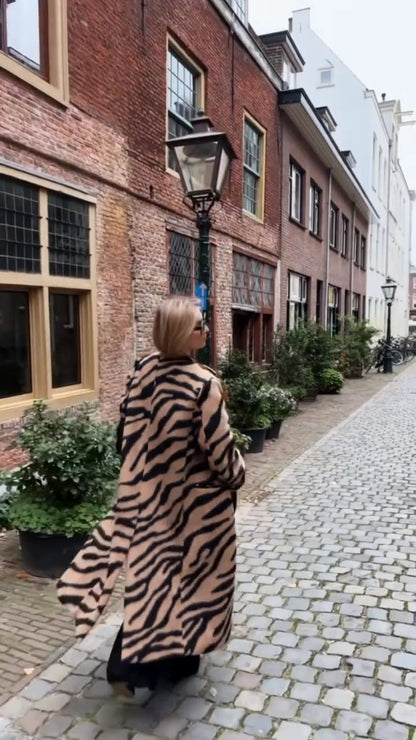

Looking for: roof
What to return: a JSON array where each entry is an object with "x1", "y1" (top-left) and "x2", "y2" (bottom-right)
[
  {"x1": 279, "y1": 88, "x2": 379, "y2": 220},
  {"x1": 260, "y1": 31, "x2": 305, "y2": 72}
]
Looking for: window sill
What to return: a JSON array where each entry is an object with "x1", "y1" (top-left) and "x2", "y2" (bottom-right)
[
  {"x1": 0, "y1": 51, "x2": 69, "y2": 106},
  {"x1": 309, "y1": 230, "x2": 322, "y2": 242},
  {"x1": 340, "y1": 252, "x2": 348, "y2": 259},
  {"x1": 0, "y1": 389, "x2": 97, "y2": 422},
  {"x1": 329, "y1": 245, "x2": 339, "y2": 252},
  {"x1": 243, "y1": 209, "x2": 264, "y2": 224},
  {"x1": 289, "y1": 216, "x2": 306, "y2": 230},
  {"x1": 166, "y1": 166, "x2": 181, "y2": 179}
]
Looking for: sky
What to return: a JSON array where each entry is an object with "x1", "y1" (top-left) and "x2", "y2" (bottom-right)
[{"x1": 249, "y1": 0, "x2": 416, "y2": 246}]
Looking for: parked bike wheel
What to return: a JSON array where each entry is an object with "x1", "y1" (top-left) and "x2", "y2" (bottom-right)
[{"x1": 391, "y1": 350, "x2": 403, "y2": 365}]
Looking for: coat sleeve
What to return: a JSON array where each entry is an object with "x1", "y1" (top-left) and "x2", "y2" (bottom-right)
[{"x1": 197, "y1": 377, "x2": 245, "y2": 490}]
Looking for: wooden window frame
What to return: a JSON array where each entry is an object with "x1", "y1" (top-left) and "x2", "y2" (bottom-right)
[
  {"x1": 0, "y1": 164, "x2": 98, "y2": 420},
  {"x1": 166, "y1": 36, "x2": 205, "y2": 176},
  {"x1": 287, "y1": 271, "x2": 308, "y2": 330},
  {"x1": 0, "y1": 0, "x2": 68, "y2": 104},
  {"x1": 242, "y1": 112, "x2": 266, "y2": 222}
]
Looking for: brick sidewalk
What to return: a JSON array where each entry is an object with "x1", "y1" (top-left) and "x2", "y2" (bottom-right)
[{"x1": 0, "y1": 368, "x2": 404, "y2": 707}]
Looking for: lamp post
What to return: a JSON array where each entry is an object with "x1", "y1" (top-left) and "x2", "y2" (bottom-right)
[
  {"x1": 381, "y1": 276, "x2": 397, "y2": 374},
  {"x1": 166, "y1": 112, "x2": 237, "y2": 365}
]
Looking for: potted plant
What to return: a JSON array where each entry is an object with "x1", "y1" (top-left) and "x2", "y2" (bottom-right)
[
  {"x1": 226, "y1": 374, "x2": 271, "y2": 454},
  {"x1": 300, "y1": 367, "x2": 318, "y2": 401},
  {"x1": 0, "y1": 400, "x2": 120, "y2": 578},
  {"x1": 317, "y1": 368, "x2": 345, "y2": 394},
  {"x1": 262, "y1": 385, "x2": 297, "y2": 439},
  {"x1": 231, "y1": 427, "x2": 251, "y2": 456},
  {"x1": 285, "y1": 385, "x2": 306, "y2": 411}
]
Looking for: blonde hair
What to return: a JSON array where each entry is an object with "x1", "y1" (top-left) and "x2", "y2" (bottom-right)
[{"x1": 153, "y1": 296, "x2": 200, "y2": 358}]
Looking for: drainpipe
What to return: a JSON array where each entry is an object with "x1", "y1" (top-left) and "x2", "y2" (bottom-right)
[
  {"x1": 350, "y1": 203, "x2": 356, "y2": 316},
  {"x1": 385, "y1": 137, "x2": 392, "y2": 331},
  {"x1": 324, "y1": 168, "x2": 332, "y2": 328}
]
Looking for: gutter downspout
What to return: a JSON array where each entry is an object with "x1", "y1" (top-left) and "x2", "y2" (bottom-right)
[
  {"x1": 324, "y1": 168, "x2": 332, "y2": 328},
  {"x1": 350, "y1": 203, "x2": 356, "y2": 316},
  {"x1": 385, "y1": 137, "x2": 392, "y2": 332}
]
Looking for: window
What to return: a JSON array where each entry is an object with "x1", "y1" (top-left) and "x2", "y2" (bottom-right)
[
  {"x1": 329, "y1": 203, "x2": 339, "y2": 249},
  {"x1": 413, "y1": 278, "x2": 416, "y2": 290},
  {"x1": 316, "y1": 280, "x2": 323, "y2": 322},
  {"x1": 413, "y1": 294, "x2": 416, "y2": 310},
  {"x1": 232, "y1": 252, "x2": 275, "y2": 363},
  {"x1": 167, "y1": 44, "x2": 202, "y2": 172},
  {"x1": 0, "y1": 0, "x2": 68, "y2": 102},
  {"x1": 352, "y1": 293, "x2": 360, "y2": 322},
  {"x1": 226, "y1": 0, "x2": 247, "y2": 21},
  {"x1": 341, "y1": 215, "x2": 349, "y2": 257},
  {"x1": 378, "y1": 146, "x2": 383, "y2": 196},
  {"x1": 353, "y1": 228, "x2": 360, "y2": 265},
  {"x1": 309, "y1": 183, "x2": 321, "y2": 236},
  {"x1": 289, "y1": 161, "x2": 303, "y2": 223},
  {"x1": 287, "y1": 272, "x2": 308, "y2": 330},
  {"x1": 169, "y1": 231, "x2": 200, "y2": 295},
  {"x1": 327, "y1": 285, "x2": 339, "y2": 336},
  {"x1": 243, "y1": 117, "x2": 265, "y2": 220},
  {"x1": 360, "y1": 236, "x2": 366, "y2": 270},
  {"x1": 319, "y1": 67, "x2": 333, "y2": 86},
  {"x1": 0, "y1": 169, "x2": 96, "y2": 415}
]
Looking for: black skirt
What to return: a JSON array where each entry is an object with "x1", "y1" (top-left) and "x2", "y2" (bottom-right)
[{"x1": 107, "y1": 626, "x2": 200, "y2": 692}]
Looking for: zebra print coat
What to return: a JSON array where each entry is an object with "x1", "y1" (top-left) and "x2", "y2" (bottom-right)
[{"x1": 57, "y1": 353, "x2": 245, "y2": 665}]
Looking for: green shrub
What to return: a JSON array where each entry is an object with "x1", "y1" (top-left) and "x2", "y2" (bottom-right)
[
  {"x1": 0, "y1": 400, "x2": 120, "y2": 536},
  {"x1": 231, "y1": 428, "x2": 251, "y2": 455},
  {"x1": 260, "y1": 385, "x2": 297, "y2": 421},
  {"x1": 317, "y1": 368, "x2": 345, "y2": 394},
  {"x1": 226, "y1": 374, "x2": 271, "y2": 430},
  {"x1": 333, "y1": 319, "x2": 379, "y2": 378}
]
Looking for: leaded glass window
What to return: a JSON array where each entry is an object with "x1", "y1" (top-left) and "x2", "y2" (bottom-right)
[
  {"x1": 48, "y1": 193, "x2": 90, "y2": 278},
  {"x1": 243, "y1": 120, "x2": 263, "y2": 217},
  {"x1": 0, "y1": 176, "x2": 40, "y2": 273}
]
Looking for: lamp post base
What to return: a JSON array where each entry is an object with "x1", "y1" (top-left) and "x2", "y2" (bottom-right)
[{"x1": 383, "y1": 352, "x2": 393, "y2": 374}]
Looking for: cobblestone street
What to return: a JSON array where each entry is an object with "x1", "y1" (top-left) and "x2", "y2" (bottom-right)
[{"x1": 2, "y1": 364, "x2": 416, "y2": 739}]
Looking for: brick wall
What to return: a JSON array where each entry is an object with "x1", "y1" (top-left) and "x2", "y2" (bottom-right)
[{"x1": 0, "y1": 0, "x2": 280, "y2": 466}]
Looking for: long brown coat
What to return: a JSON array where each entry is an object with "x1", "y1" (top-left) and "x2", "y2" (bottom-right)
[{"x1": 57, "y1": 353, "x2": 245, "y2": 664}]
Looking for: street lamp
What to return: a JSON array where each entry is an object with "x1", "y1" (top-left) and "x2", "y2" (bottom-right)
[
  {"x1": 381, "y1": 276, "x2": 398, "y2": 374},
  {"x1": 167, "y1": 112, "x2": 237, "y2": 365}
]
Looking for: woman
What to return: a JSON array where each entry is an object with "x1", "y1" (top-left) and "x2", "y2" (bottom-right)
[{"x1": 57, "y1": 297, "x2": 245, "y2": 695}]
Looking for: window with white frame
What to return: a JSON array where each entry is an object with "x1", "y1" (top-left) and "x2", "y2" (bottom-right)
[
  {"x1": 243, "y1": 117, "x2": 264, "y2": 219},
  {"x1": 167, "y1": 44, "x2": 202, "y2": 172},
  {"x1": 319, "y1": 67, "x2": 333, "y2": 86},
  {"x1": 329, "y1": 202, "x2": 339, "y2": 249},
  {"x1": 413, "y1": 294, "x2": 416, "y2": 309},
  {"x1": 287, "y1": 272, "x2": 308, "y2": 329},
  {"x1": 309, "y1": 183, "x2": 321, "y2": 236},
  {"x1": 352, "y1": 292, "x2": 360, "y2": 322},
  {"x1": 377, "y1": 146, "x2": 382, "y2": 196},
  {"x1": 341, "y1": 215, "x2": 349, "y2": 257},
  {"x1": 0, "y1": 170, "x2": 97, "y2": 411},
  {"x1": 289, "y1": 161, "x2": 303, "y2": 223},
  {"x1": 327, "y1": 285, "x2": 339, "y2": 336},
  {"x1": 225, "y1": 0, "x2": 247, "y2": 22},
  {"x1": 413, "y1": 278, "x2": 416, "y2": 290}
]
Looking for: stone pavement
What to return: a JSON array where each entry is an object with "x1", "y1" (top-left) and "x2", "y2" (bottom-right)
[
  {"x1": 2, "y1": 364, "x2": 416, "y2": 738},
  {"x1": 0, "y1": 370, "x2": 394, "y2": 705}
]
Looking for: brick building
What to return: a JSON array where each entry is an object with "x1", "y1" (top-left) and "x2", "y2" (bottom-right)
[
  {"x1": 409, "y1": 267, "x2": 416, "y2": 326},
  {"x1": 0, "y1": 0, "x2": 282, "y2": 465},
  {"x1": 260, "y1": 36, "x2": 376, "y2": 333}
]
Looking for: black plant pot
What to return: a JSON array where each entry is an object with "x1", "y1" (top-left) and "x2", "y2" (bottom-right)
[
  {"x1": 304, "y1": 386, "x2": 318, "y2": 402},
  {"x1": 241, "y1": 427, "x2": 267, "y2": 454},
  {"x1": 265, "y1": 420, "x2": 283, "y2": 440},
  {"x1": 19, "y1": 530, "x2": 89, "y2": 578}
]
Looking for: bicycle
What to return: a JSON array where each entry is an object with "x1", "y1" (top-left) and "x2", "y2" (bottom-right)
[{"x1": 366, "y1": 339, "x2": 403, "y2": 373}]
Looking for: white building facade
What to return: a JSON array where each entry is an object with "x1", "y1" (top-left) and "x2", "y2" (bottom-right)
[{"x1": 288, "y1": 8, "x2": 412, "y2": 337}]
